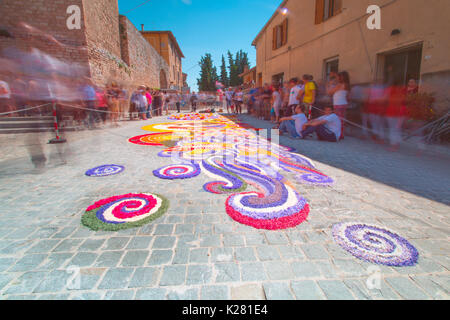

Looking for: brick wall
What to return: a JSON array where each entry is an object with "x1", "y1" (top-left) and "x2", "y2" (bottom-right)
[
  {"x1": 119, "y1": 16, "x2": 169, "y2": 89},
  {"x1": 0, "y1": 0, "x2": 89, "y2": 67}
]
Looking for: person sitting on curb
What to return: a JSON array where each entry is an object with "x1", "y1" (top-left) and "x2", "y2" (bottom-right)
[
  {"x1": 300, "y1": 106, "x2": 342, "y2": 142},
  {"x1": 277, "y1": 104, "x2": 308, "y2": 139}
]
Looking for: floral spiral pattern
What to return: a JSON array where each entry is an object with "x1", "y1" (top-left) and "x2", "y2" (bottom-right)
[
  {"x1": 82, "y1": 193, "x2": 168, "y2": 231},
  {"x1": 332, "y1": 222, "x2": 419, "y2": 267},
  {"x1": 153, "y1": 163, "x2": 201, "y2": 180},
  {"x1": 85, "y1": 165, "x2": 124, "y2": 177}
]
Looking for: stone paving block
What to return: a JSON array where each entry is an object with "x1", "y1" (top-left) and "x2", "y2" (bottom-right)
[
  {"x1": 79, "y1": 239, "x2": 106, "y2": 252},
  {"x1": 203, "y1": 214, "x2": 222, "y2": 224},
  {"x1": 223, "y1": 234, "x2": 245, "y2": 247},
  {"x1": 36, "y1": 293, "x2": 71, "y2": 300},
  {"x1": 186, "y1": 264, "x2": 213, "y2": 285},
  {"x1": 200, "y1": 235, "x2": 221, "y2": 247},
  {"x1": 189, "y1": 248, "x2": 210, "y2": 263},
  {"x1": 166, "y1": 215, "x2": 184, "y2": 224},
  {"x1": 264, "y1": 261, "x2": 294, "y2": 281},
  {"x1": 98, "y1": 268, "x2": 134, "y2": 290},
  {"x1": 265, "y1": 232, "x2": 289, "y2": 245},
  {"x1": 0, "y1": 240, "x2": 35, "y2": 255},
  {"x1": 4, "y1": 271, "x2": 47, "y2": 295},
  {"x1": 52, "y1": 227, "x2": 77, "y2": 239},
  {"x1": 152, "y1": 236, "x2": 176, "y2": 249},
  {"x1": 201, "y1": 285, "x2": 229, "y2": 300},
  {"x1": 153, "y1": 224, "x2": 174, "y2": 235},
  {"x1": 173, "y1": 248, "x2": 190, "y2": 265},
  {"x1": 77, "y1": 268, "x2": 105, "y2": 290},
  {"x1": 410, "y1": 276, "x2": 448, "y2": 299},
  {"x1": 0, "y1": 257, "x2": 16, "y2": 272},
  {"x1": 159, "y1": 265, "x2": 186, "y2": 286},
  {"x1": 71, "y1": 292, "x2": 103, "y2": 300},
  {"x1": 103, "y1": 237, "x2": 130, "y2": 251},
  {"x1": 129, "y1": 267, "x2": 159, "y2": 288},
  {"x1": 214, "y1": 223, "x2": 233, "y2": 234},
  {"x1": 300, "y1": 244, "x2": 330, "y2": 260},
  {"x1": 121, "y1": 251, "x2": 149, "y2": 267},
  {"x1": 175, "y1": 224, "x2": 194, "y2": 235},
  {"x1": 214, "y1": 263, "x2": 240, "y2": 283},
  {"x1": 5, "y1": 227, "x2": 36, "y2": 239},
  {"x1": 104, "y1": 290, "x2": 135, "y2": 300},
  {"x1": 291, "y1": 280, "x2": 325, "y2": 300},
  {"x1": 245, "y1": 233, "x2": 267, "y2": 246},
  {"x1": 69, "y1": 252, "x2": 98, "y2": 268},
  {"x1": 278, "y1": 245, "x2": 305, "y2": 260},
  {"x1": 263, "y1": 282, "x2": 295, "y2": 300},
  {"x1": 212, "y1": 248, "x2": 234, "y2": 262},
  {"x1": 256, "y1": 246, "x2": 281, "y2": 261},
  {"x1": 9, "y1": 254, "x2": 47, "y2": 272},
  {"x1": 177, "y1": 235, "x2": 200, "y2": 248},
  {"x1": 195, "y1": 224, "x2": 214, "y2": 234},
  {"x1": 52, "y1": 239, "x2": 83, "y2": 253},
  {"x1": 94, "y1": 251, "x2": 124, "y2": 268},
  {"x1": 26, "y1": 239, "x2": 61, "y2": 254},
  {"x1": 70, "y1": 228, "x2": 96, "y2": 239},
  {"x1": 136, "y1": 288, "x2": 167, "y2": 300},
  {"x1": 33, "y1": 270, "x2": 72, "y2": 293},
  {"x1": 240, "y1": 262, "x2": 267, "y2": 282},
  {"x1": 137, "y1": 224, "x2": 154, "y2": 235},
  {"x1": 231, "y1": 284, "x2": 265, "y2": 300},
  {"x1": 385, "y1": 277, "x2": 429, "y2": 300},
  {"x1": 343, "y1": 279, "x2": 373, "y2": 300},
  {"x1": 317, "y1": 280, "x2": 355, "y2": 300},
  {"x1": 168, "y1": 288, "x2": 199, "y2": 300},
  {"x1": 126, "y1": 236, "x2": 152, "y2": 250},
  {"x1": 234, "y1": 247, "x2": 257, "y2": 262},
  {"x1": 334, "y1": 259, "x2": 368, "y2": 277},
  {"x1": 148, "y1": 250, "x2": 173, "y2": 265},
  {"x1": 5, "y1": 294, "x2": 37, "y2": 300},
  {"x1": 39, "y1": 253, "x2": 73, "y2": 271},
  {"x1": 184, "y1": 214, "x2": 203, "y2": 223}
]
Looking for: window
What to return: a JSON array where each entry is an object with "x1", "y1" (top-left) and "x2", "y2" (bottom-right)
[
  {"x1": 272, "y1": 73, "x2": 284, "y2": 87},
  {"x1": 324, "y1": 57, "x2": 339, "y2": 81},
  {"x1": 315, "y1": 0, "x2": 342, "y2": 24},
  {"x1": 272, "y1": 19, "x2": 288, "y2": 50},
  {"x1": 382, "y1": 45, "x2": 422, "y2": 86}
]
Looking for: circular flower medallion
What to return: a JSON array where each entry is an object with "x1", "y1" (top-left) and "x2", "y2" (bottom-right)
[
  {"x1": 85, "y1": 165, "x2": 124, "y2": 177},
  {"x1": 153, "y1": 163, "x2": 201, "y2": 180},
  {"x1": 82, "y1": 193, "x2": 169, "y2": 231},
  {"x1": 332, "y1": 222, "x2": 419, "y2": 267}
]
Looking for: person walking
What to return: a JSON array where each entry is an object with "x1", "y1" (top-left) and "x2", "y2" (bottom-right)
[
  {"x1": 287, "y1": 78, "x2": 302, "y2": 117},
  {"x1": 145, "y1": 87, "x2": 153, "y2": 119},
  {"x1": 327, "y1": 71, "x2": 350, "y2": 140},
  {"x1": 385, "y1": 84, "x2": 407, "y2": 151},
  {"x1": 107, "y1": 82, "x2": 121, "y2": 126},
  {"x1": 82, "y1": 78, "x2": 99, "y2": 129},
  {"x1": 234, "y1": 87, "x2": 244, "y2": 114},
  {"x1": 271, "y1": 83, "x2": 283, "y2": 123}
]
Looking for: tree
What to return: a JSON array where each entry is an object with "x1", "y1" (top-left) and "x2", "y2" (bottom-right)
[
  {"x1": 228, "y1": 50, "x2": 240, "y2": 87},
  {"x1": 197, "y1": 53, "x2": 218, "y2": 92},
  {"x1": 219, "y1": 55, "x2": 229, "y2": 87}
]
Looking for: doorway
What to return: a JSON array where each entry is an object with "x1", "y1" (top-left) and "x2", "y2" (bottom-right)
[{"x1": 382, "y1": 44, "x2": 422, "y2": 86}]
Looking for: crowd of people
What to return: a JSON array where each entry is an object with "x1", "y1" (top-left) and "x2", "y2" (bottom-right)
[{"x1": 223, "y1": 71, "x2": 431, "y2": 150}]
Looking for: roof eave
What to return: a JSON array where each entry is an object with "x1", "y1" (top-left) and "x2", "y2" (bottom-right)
[{"x1": 251, "y1": 0, "x2": 289, "y2": 46}]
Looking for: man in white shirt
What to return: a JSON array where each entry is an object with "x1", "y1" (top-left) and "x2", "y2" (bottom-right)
[
  {"x1": 278, "y1": 105, "x2": 308, "y2": 139},
  {"x1": 301, "y1": 106, "x2": 341, "y2": 142},
  {"x1": 287, "y1": 78, "x2": 302, "y2": 116}
]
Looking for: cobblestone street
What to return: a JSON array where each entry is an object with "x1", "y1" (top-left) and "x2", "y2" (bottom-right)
[{"x1": 0, "y1": 113, "x2": 448, "y2": 300}]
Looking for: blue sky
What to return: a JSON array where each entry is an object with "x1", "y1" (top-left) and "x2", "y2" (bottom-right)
[{"x1": 118, "y1": 0, "x2": 279, "y2": 91}]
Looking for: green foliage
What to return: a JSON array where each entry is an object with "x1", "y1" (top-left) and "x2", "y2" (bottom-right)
[
  {"x1": 220, "y1": 55, "x2": 229, "y2": 87},
  {"x1": 197, "y1": 53, "x2": 218, "y2": 92}
]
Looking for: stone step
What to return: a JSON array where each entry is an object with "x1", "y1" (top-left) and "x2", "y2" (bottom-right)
[{"x1": 0, "y1": 127, "x2": 77, "y2": 134}]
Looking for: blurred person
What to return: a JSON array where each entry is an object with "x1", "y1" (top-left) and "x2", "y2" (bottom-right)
[
  {"x1": 234, "y1": 87, "x2": 244, "y2": 114},
  {"x1": 107, "y1": 82, "x2": 121, "y2": 126},
  {"x1": 176, "y1": 92, "x2": 181, "y2": 113},
  {"x1": 261, "y1": 83, "x2": 272, "y2": 120},
  {"x1": 152, "y1": 90, "x2": 162, "y2": 117},
  {"x1": 82, "y1": 78, "x2": 99, "y2": 130},
  {"x1": 0, "y1": 77, "x2": 14, "y2": 117},
  {"x1": 407, "y1": 79, "x2": 419, "y2": 95},
  {"x1": 298, "y1": 74, "x2": 316, "y2": 120},
  {"x1": 190, "y1": 92, "x2": 198, "y2": 112},
  {"x1": 271, "y1": 83, "x2": 282, "y2": 123},
  {"x1": 281, "y1": 82, "x2": 290, "y2": 117},
  {"x1": 11, "y1": 75, "x2": 28, "y2": 117},
  {"x1": 278, "y1": 104, "x2": 308, "y2": 139},
  {"x1": 301, "y1": 105, "x2": 341, "y2": 142},
  {"x1": 145, "y1": 87, "x2": 153, "y2": 119},
  {"x1": 119, "y1": 86, "x2": 129, "y2": 121},
  {"x1": 385, "y1": 84, "x2": 408, "y2": 151},
  {"x1": 130, "y1": 86, "x2": 147, "y2": 120},
  {"x1": 95, "y1": 86, "x2": 108, "y2": 124},
  {"x1": 225, "y1": 88, "x2": 233, "y2": 113},
  {"x1": 366, "y1": 80, "x2": 388, "y2": 142},
  {"x1": 327, "y1": 71, "x2": 350, "y2": 140}
]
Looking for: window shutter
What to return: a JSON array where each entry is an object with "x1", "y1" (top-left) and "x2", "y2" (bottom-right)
[
  {"x1": 282, "y1": 19, "x2": 288, "y2": 46},
  {"x1": 315, "y1": 0, "x2": 325, "y2": 24},
  {"x1": 272, "y1": 27, "x2": 277, "y2": 50}
]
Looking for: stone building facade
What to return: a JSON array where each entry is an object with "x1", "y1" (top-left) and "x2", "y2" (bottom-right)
[
  {"x1": 252, "y1": 0, "x2": 450, "y2": 114},
  {"x1": 0, "y1": 0, "x2": 170, "y2": 90},
  {"x1": 140, "y1": 31, "x2": 185, "y2": 90}
]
